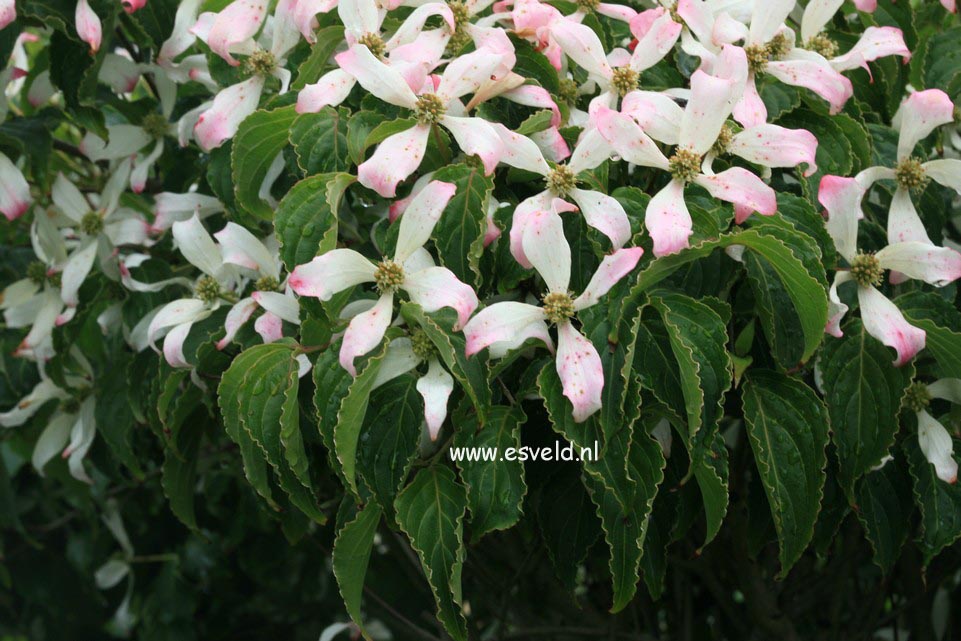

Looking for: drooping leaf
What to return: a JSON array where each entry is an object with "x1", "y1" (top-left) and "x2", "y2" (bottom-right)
[
  {"x1": 741, "y1": 370, "x2": 829, "y2": 575},
  {"x1": 394, "y1": 466, "x2": 469, "y2": 641},
  {"x1": 905, "y1": 438, "x2": 961, "y2": 566},
  {"x1": 820, "y1": 323, "x2": 914, "y2": 498},
  {"x1": 453, "y1": 405, "x2": 527, "y2": 540},
  {"x1": 332, "y1": 501, "x2": 383, "y2": 639},
  {"x1": 855, "y1": 456, "x2": 914, "y2": 573}
]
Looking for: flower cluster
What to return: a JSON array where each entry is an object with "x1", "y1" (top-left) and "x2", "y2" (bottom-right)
[{"x1": 1, "y1": 0, "x2": 960, "y2": 574}]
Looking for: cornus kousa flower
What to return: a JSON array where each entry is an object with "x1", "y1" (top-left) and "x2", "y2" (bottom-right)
[
  {"x1": 856, "y1": 90, "x2": 961, "y2": 247},
  {"x1": 1, "y1": 212, "x2": 69, "y2": 360},
  {"x1": 494, "y1": 124, "x2": 629, "y2": 266},
  {"x1": 288, "y1": 180, "x2": 479, "y2": 375},
  {"x1": 341, "y1": 45, "x2": 511, "y2": 197},
  {"x1": 371, "y1": 333, "x2": 456, "y2": 440},
  {"x1": 819, "y1": 175, "x2": 961, "y2": 366},
  {"x1": 464, "y1": 208, "x2": 642, "y2": 421},
  {"x1": 903, "y1": 379, "x2": 961, "y2": 484},
  {"x1": 594, "y1": 68, "x2": 777, "y2": 256},
  {"x1": 51, "y1": 160, "x2": 152, "y2": 325},
  {"x1": 607, "y1": 50, "x2": 818, "y2": 180},
  {"x1": 146, "y1": 215, "x2": 282, "y2": 368},
  {"x1": 80, "y1": 73, "x2": 181, "y2": 193},
  {"x1": 705, "y1": 0, "x2": 854, "y2": 126},
  {"x1": 549, "y1": 10, "x2": 681, "y2": 110},
  {"x1": 796, "y1": 0, "x2": 909, "y2": 75},
  {"x1": 296, "y1": 0, "x2": 455, "y2": 113},
  {"x1": 191, "y1": 0, "x2": 304, "y2": 150},
  {"x1": 0, "y1": 359, "x2": 98, "y2": 484}
]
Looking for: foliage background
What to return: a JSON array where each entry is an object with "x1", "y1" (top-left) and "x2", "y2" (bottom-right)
[{"x1": 2, "y1": 0, "x2": 961, "y2": 639}]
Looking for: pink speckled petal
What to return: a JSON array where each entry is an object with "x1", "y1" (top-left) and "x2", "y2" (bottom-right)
[
  {"x1": 818, "y1": 175, "x2": 863, "y2": 263},
  {"x1": 357, "y1": 123, "x2": 430, "y2": 197},
  {"x1": 887, "y1": 187, "x2": 930, "y2": 245},
  {"x1": 440, "y1": 115, "x2": 504, "y2": 175},
  {"x1": 254, "y1": 311, "x2": 284, "y2": 343},
  {"x1": 826, "y1": 271, "x2": 854, "y2": 338},
  {"x1": 403, "y1": 266, "x2": 478, "y2": 329},
  {"x1": 569, "y1": 188, "x2": 632, "y2": 250},
  {"x1": 646, "y1": 179, "x2": 692, "y2": 257},
  {"x1": 593, "y1": 104, "x2": 669, "y2": 169},
  {"x1": 0, "y1": 152, "x2": 31, "y2": 220},
  {"x1": 194, "y1": 77, "x2": 264, "y2": 151},
  {"x1": 729, "y1": 124, "x2": 818, "y2": 176},
  {"x1": 555, "y1": 321, "x2": 604, "y2": 423},
  {"x1": 463, "y1": 302, "x2": 546, "y2": 356},
  {"x1": 206, "y1": 0, "x2": 267, "y2": 65},
  {"x1": 830, "y1": 27, "x2": 910, "y2": 73},
  {"x1": 766, "y1": 56, "x2": 853, "y2": 114},
  {"x1": 289, "y1": 249, "x2": 375, "y2": 301},
  {"x1": 296, "y1": 69, "x2": 356, "y2": 113},
  {"x1": 521, "y1": 207, "x2": 571, "y2": 293},
  {"x1": 394, "y1": 180, "x2": 457, "y2": 262},
  {"x1": 679, "y1": 70, "x2": 737, "y2": 156},
  {"x1": 858, "y1": 284, "x2": 925, "y2": 366},
  {"x1": 75, "y1": 0, "x2": 102, "y2": 53},
  {"x1": 897, "y1": 89, "x2": 956, "y2": 159},
  {"x1": 574, "y1": 247, "x2": 644, "y2": 311},
  {"x1": 550, "y1": 18, "x2": 613, "y2": 80},
  {"x1": 694, "y1": 167, "x2": 777, "y2": 222},
  {"x1": 217, "y1": 297, "x2": 258, "y2": 349},
  {"x1": 417, "y1": 357, "x2": 454, "y2": 440},
  {"x1": 876, "y1": 241, "x2": 961, "y2": 287},
  {"x1": 340, "y1": 293, "x2": 393, "y2": 375}
]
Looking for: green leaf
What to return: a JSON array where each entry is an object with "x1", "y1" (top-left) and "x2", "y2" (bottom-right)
[
  {"x1": 430, "y1": 163, "x2": 493, "y2": 288},
  {"x1": 335, "y1": 340, "x2": 390, "y2": 498},
  {"x1": 647, "y1": 292, "x2": 731, "y2": 446},
  {"x1": 453, "y1": 405, "x2": 527, "y2": 540},
  {"x1": 313, "y1": 346, "x2": 355, "y2": 491},
  {"x1": 906, "y1": 438, "x2": 961, "y2": 566},
  {"x1": 741, "y1": 370, "x2": 829, "y2": 575},
  {"x1": 626, "y1": 228, "x2": 828, "y2": 365},
  {"x1": 357, "y1": 374, "x2": 422, "y2": 517},
  {"x1": 633, "y1": 295, "x2": 731, "y2": 545},
  {"x1": 820, "y1": 323, "x2": 914, "y2": 498},
  {"x1": 292, "y1": 25, "x2": 346, "y2": 90},
  {"x1": 226, "y1": 341, "x2": 325, "y2": 522},
  {"x1": 855, "y1": 457, "x2": 913, "y2": 573},
  {"x1": 898, "y1": 299, "x2": 961, "y2": 379},
  {"x1": 274, "y1": 172, "x2": 352, "y2": 272},
  {"x1": 232, "y1": 105, "x2": 298, "y2": 221},
  {"x1": 911, "y1": 27, "x2": 961, "y2": 100},
  {"x1": 537, "y1": 353, "x2": 635, "y2": 514},
  {"x1": 94, "y1": 360, "x2": 142, "y2": 478},
  {"x1": 515, "y1": 109, "x2": 555, "y2": 136},
  {"x1": 586, "y1": 433, "x2": 665, "y2": 613},
  {"x1": 347, "y1": 110, "x2": 387, "y2": 165},
  {"x1": 218, "y1": 344, "x2": 278, "y2": 510},
  {"x1": 394, "y1": 466, "x2": 469, "y2": 641},
  {"x1": 161, "y1": 424, "x2": 202, "y2": 530},
  {"x1": 400, "y1": 304, "x2": 491, "y2": 423},
  {"x1": 333, "y1": 502, "x2": 383, "y2": 639},
  {"x1": 289, "y1": 107, "x2": 351, "y2": 174},
  {"x1": 536, "y1": 467, "x2": 601, "y2": 596}
]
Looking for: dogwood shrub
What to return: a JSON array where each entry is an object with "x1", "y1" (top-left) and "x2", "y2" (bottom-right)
[{"x1": 2, "y1": 0, "x2": 961, "y2": 637}]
